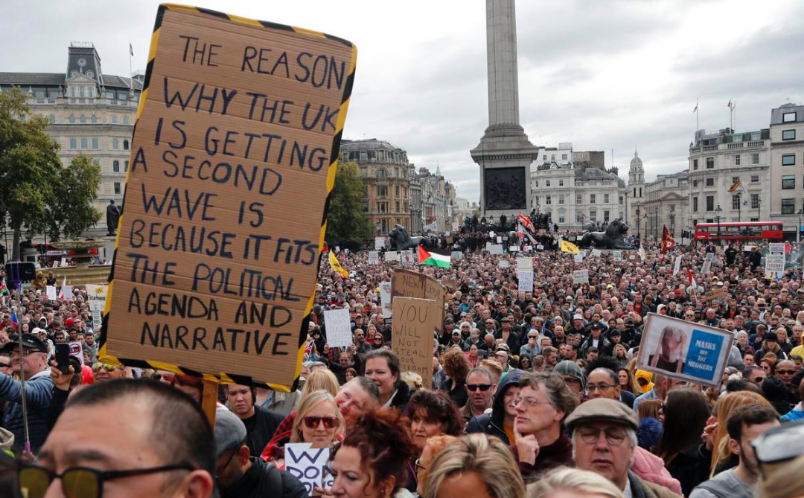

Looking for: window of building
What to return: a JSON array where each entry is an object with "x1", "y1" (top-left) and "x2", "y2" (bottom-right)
[
  {"x1": 751, "y1": 194, "x2": 759, "y2": 209},
  {"x1": 396, "y1": 201, "x2": 400, "y2": 212},
  {"x1": 732, "y1": 176, "x2": 740, "y2": 185},
  {"x1": 114, "y1": 182, "x2": 121, "y2": 195},
  {"x1": 782, "y1": 175, "x2": 795, "y2": 190},
  {"x1": 90, "y1": 115, "x2": 97, "y2": 124},
  {"x1": 79, "y1": 115, "x2": 86, "y2": 124},
  {"x1": 604, "y1": 210, "x2": 610, "y2": 222},
  {"x1": 783, "y1": 112, "x2": 796, "y2": 123},
  {"x1": 91, "y1": 138, "x2": 99, "y2": 149},
  {"x1": 559, "y1": 179, "x2": 564, "y2": 186},
  {"x1": 112, "y1": 138, "x2": 119, "y2": 150},
  {"x1": 546, "y1": 180, "x2": 551, "y2": 187},
  {"x1": 693, "y1": 197, "x2": 699, "y2": 212},
  {"x1": 543, "y1": 155, "x2": 547, "y2": 161},
  {"x1": 782, "y1": 198, "x2": 796, "y2": 215},
  {"x1": 80, "y1": 138, "x2": 88, "y2": 149},
  {"x1": 576, "y1": 213, "x2": 583, "y2": 223},
  {"x1": 706, "y1": 157, "x2": 714, "y2": 169},
  {"x1": 782, "y1": 154, "x2": 796, "y2": 166},
  {"x1": 734, "y1": 155, "x2": 741, "y2": 165},
  {"x1": 122, "y1": 116, "x2": 130, "y2": 125},
  {"x1": 123, "y1": 139, "x2": 129, "y2": 150},
  {"x1": 706, "y1": 178, "x2": 714, "y2": 187},
  {"x1": 558, "y1": 195, "x2": 564, "y2": 205},
  {"x1": 752, "y1": 153, "x2": 759, "y2": 165},
  {"x1": 377, "y1": 169, "x2": 386, "y2": 178},
  {"x1": 395, "y1": 185, "x2": 400, "y2": 197},
  {"x1": 360, "y1": 167, "x2": 367, "y2": 176},
  {"x1": 535, "y1": 180, "x2": 539, "y2": 188},
  {"x1": 706, "y1": 196, "x2": 714, "y2": 211},
  {"x1": 576, "y1": 194, "x2": 582, "y2": 204},
  {"x1": 92, "y1": 159, "x2": 100, "y2": 166},
  {"x1": 79, "y1": 86, "x2": 85, "y2": 98},
  {"x1": 693, "y1": 180, "x2": 699, "y2": 188},
  {"x1": 362, "y1": 201, "x2": 368, "y2": 213},
  {"x1": 113, "y1": 160, "x2": 120, "y2": 172},
  {"x1": 69, "y1": 138, "x2": 77, "y2": 149},
  {"x1": 783, "y1": 130, "x2": 796, "y2": 141},
  {"x1": 562, "y1": 154, "x2": 567, "y2": 160},
  {"x1": 360, "y1": 151, "x2": 367, "y2": 161},
  {"x1": 589, "y1": 211, "x2": 597, "y2": 222},
  {"x1": 590, "y1": 194, "x2": 596, "y2": 204},
  {"x1": 111, "y1": 115, "x2": 118, "y2": 124},
  {"x1": 49, "y1": 114, "x2": 56, "y2": 124},
  {"x1": 124, "y1": 160, "x2": 129, "y2": 171},
  {"x1": 619, "y1": 196, "x2": 623, "y2": 205},
  {"x1": 732, "y1": 195, "x2": 740, "y2": 210},
  {"x1": 751, "y1": 175, "x2": 759, "y2": 183},
  {"x1": 693, "y1": 159, "x2": 698, "y2": 170},
  {"x1": 551, "y1": 154, "x2": 556, "y2": 161},
  {"x1": 604, "y1": 194, "x2": 610, "y2": 203},
  {"x1": 559, "y1": 214, "x2": 565, "y2": 224},
  {"x1": 545, "y1": 195, "x2": 552, "y2": 205},
  {"x1": 377, "y1": 185, "x2": 387, "y2": 197}
]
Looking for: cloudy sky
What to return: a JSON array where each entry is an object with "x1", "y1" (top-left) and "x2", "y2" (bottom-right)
[{"x1": 2, "y1": 0, "x2": 803, "y2": 203}]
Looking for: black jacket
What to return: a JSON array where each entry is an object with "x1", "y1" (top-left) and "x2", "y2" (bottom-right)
[
  {"x1": 242, "y1": 406, "x2": 284, "y2": 458},
  {"x1": 221, "y1": 457, "x2": 307, "y2": 498},
  {"x1": 465, "y1": 369, "x2": 524, "y2": 445},
  {"x1": 388, "y1": 381, "x2": 411, "y2": 413}
]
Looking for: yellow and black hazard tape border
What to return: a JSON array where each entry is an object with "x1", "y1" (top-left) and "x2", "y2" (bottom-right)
[{"x1": 99, "y1": 3, "x2": 357, "y2": 392}]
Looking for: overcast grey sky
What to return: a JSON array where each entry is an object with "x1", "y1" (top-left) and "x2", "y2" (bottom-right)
[{"x1": 2, "y1": 0, "x2": 803, "y2": 203}]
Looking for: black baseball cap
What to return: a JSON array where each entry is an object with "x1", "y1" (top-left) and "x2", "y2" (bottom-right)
[{"x1": 2, "y1": 333, "x2": 48, "y2": 354}]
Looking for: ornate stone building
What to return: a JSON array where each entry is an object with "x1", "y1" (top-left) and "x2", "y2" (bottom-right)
[
  {"x1": 340, "y1": 139, "x2": 412, "y2": 234},
  {"x1": 626, "y1": 151, "x2": 646, "y2": 234},
  {"x1": 413, "y1": 166, "x2": 452, "y2": 233},
  {"x1": 0, "y1": 42, "x2": 142, "y2": 234},
  {"x1": 642, "y1": 171, "x2": 690, "y2": 242},
  {"x1": 768, "y1": 103, "x2": 804, "y2": 238}
]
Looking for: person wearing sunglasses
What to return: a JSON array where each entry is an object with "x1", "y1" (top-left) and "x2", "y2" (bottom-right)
[
  {"x1": 0, "y1": 333, "x2": 54, "y2": 455},
  {"x1": 780, "y1": 371, "x2": 804, "y2": 422},
  {"x1": 215, "y1": 407, "x2": 306, "y2": 498},
  {"x1": 92, "y1": 362, "x2": 127, "y2": 383},
  {"x1": 22, "y1": 379, "x2": 215, "y2": 498},
  {"x1": 460, "y1": 367, "x2": 497, "y2": 427},
  {"x1": 690, "y1": 404, "x2": 779, "y2": 498}
]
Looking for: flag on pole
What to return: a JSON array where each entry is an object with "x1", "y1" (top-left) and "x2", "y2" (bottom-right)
[
  {"x1": 660, "y1": 225, "x2": 675, "y2": 254},
  {"x1": 728, "y1": 180, "x2": 741, "y2": 192},
  {"x1": 58, "y1": 276, "x2": 68, "y2": 299},
  {"x1": 129, "y1": 42, "x2": 134, "y2": 56},
  {"x1": 688, "y1": 267, "x2": 697, "y2": 290},
  {"x1": 518, "y1": 213, "x2": 534, "y2": 232},
  {"x1": 418, "y1": 246, "x2": 451, "y2": 268},
  {"x1": 329, "y1": 251, "x2": 349, "y2": 278},
  {"x1": 519, "y1": 223, "x2": 537, "y2": 245},
  {"x1": 560, "y1": 240, "x2": 580, "y2": 254},
  {"x1": 10, "y1": 310, "x2": 18, "y2": 324},
  {"x1": 693, "y1": 103, "x2": 698, "y2": 113}
]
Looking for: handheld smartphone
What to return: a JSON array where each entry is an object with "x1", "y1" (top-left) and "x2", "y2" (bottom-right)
[{"x1": 55, "y1": 343, "x2": 71, "y2": 375}]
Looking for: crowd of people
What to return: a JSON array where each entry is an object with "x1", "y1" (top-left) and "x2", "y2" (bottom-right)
[{"x1": 0, "y1": 234, "x2": 803, "y2": 498}]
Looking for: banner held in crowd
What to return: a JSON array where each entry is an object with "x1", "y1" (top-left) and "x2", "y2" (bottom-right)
[
  {"x1": 100, "y1": 5, "x2": 358, "y2": 391},
  {"x1": 323, "y1": 308, "x2": 352, "y2": 348}
]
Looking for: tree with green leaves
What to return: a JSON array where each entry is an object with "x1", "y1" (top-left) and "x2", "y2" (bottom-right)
[
  {"x1": 0, "y1": 87, "x2": 103, "y2": 259},
  {"x1": 326, "y1": 160, "x2": 372, "y2": 250}
]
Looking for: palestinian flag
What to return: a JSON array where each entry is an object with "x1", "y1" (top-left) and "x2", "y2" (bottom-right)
[
  {"x1": 0, "y1": 279, "x2": 8, "y2": 296},
  {"x1": 418, "y1": 246, "x2": 451, "y2": 268}
]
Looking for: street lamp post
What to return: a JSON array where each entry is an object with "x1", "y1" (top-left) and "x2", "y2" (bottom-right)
[
  {"x1": 798, "y1": 208, "x2": 803, "y2": 251},
  {"x1": 643, "y1": 213, "x2": 649, "y2": 245},
  {"x1": 715, "y1": 204, "x2": 723, "y2": 246},
  {"x1": 636, "y1": 202, "x2": 641, "y2": 240}
]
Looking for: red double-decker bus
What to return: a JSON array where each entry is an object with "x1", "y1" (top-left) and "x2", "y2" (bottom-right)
[{"x1": 694, "y1": 221, "x2": 784, "y2": 241}]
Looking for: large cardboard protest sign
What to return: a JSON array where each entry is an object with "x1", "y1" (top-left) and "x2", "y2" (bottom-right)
[
  {"x1": 100, "y1": 5, "x2": 357, "y2": 390},
  {"x1": 391, "y1": 269, "x2": 446, "y2": 330},
  {"x1": 636, "y1": 314, "x2": 733, "y2": 388},
  {"x1": 392, "y1": 297, "x2": 435, "y2": 389},
  {"x1": 285, "y1": 443, "x2": 333, "y2": 495},
  {"x1": 765, "y1": 254, "x2": 785, "y2": 279}
]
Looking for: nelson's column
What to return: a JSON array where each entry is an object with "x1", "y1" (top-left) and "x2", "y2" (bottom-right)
[{"x1": 470, "y1": 0, "x2": 539, "y2": 219}]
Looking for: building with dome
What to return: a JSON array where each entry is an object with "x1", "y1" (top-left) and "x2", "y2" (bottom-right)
[
  {"x1": 626, "y1": 150, "x2": 646, "y2": 235},
  {"x1": 531, "y1": 145, "x2": 626, "y2": 230}
]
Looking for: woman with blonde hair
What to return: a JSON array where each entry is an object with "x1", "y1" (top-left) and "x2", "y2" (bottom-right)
[
  {"x1": 637, "y1": 399, "x2": 662, "y2": 421},
  {"x1": 709, "y1": 391, "x2": 776, "y2": 477},
  {"x1": 526, "y1": 467, "x2": 624, "y2": 498},
  {"x1": 423, "y1": 433, "x2": 525, "y2": 498},
  {"x1": 415, "y1": 435, "x2": 457, "y2": 497},
  {"x1": 299, "y1": 368, "x2": 340, "y2": 401}
]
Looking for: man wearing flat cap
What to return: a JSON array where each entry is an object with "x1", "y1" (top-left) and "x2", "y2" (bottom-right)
[{"x1": 567, "y1": 398, "x2": 681, "y2": 498}]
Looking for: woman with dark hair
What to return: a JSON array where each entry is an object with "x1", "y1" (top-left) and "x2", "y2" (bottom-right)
[
  {"x1": 364, "y1": 349, "x2": 410, "y2": 411},
  {"x1": 518, "y1": 354, "x2": 533, "y2": 372},
  {"x1": 372, "y1": 329, "x2": 387, "y2": 350},
  {"x1": 440, "y1": 349, "x2": 470, "y2": 408},
  {"x1": 406, "y1": 390, "x2": 463, "y2": 453},
  {"x1": 656, "y1": 388, "x2": 712, "y2": 496},
  {"x1": 318, "y1": 409, "x2": 417, "y2": 498}
]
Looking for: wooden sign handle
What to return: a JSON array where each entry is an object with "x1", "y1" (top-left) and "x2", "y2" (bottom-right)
[{"x1": 202, "y1": 379, "x2": 219, "y2": 427}]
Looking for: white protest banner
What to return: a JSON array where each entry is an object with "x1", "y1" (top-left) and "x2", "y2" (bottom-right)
[
  {"x1": 451, "y1": 251, "x2": 464, "y2": 261},
  {"x1": 85, "y1": 284, "x2": 108, "y2": 329},
  {"x1": 573, "y1": 270, "x2": 589, "y2": 284},
  {"x1": 285, "y1": 444, "x2": 332, "y2": 495},
  {"x1": 613, "y1": 251, "x2": 622, "y2": 262},
  {"x1": 704, "y1": 253, "x2": 716, "y2": 262},
  {"x1": 518, "y1": 271, "x2": 534, "y2": 292},
  {"x1": 536, "y1": 244, "x2": 544, "y2": 251},
  {"x1": 765, "y1": 254, "x2": 785, "y2": 279},
  {"x1": 574, "y1": 252, "x2": 585, "y2": 263},
  {"x1": 379, "y1": 282, "x2": 392, "y2": 318},
  {"x1": 523, "y1": 245, "x2": 532, "y2": 252},
  {"x1": 400, "y1": 250, "x2": 415, "y2": 266},
  {"x1": 368, "y1": 251, "x2": 379, "y2": 265},
  {"x1": 100, "y1": 5, "x2": 357, "y2": 390},
  {"x1": 497, "y1": 259, "x2": 510, "y2": 269},
  {"x1": 496, "y1": 236, "x2": 503, "y2": 244},
  {"x1": 516, "y1": 257, "x2": 533, "y2": 271},
  {"x1": 701, "y1": 260, "x2": 712, "y2": 275},
  {"x1": 489, "y1": 244, "x2": 504, "y2": 255},
  {"x1": 46, "y1": 285, "x2": 58, "y2": 301},
  {"x1": 385, "y1": 251, "x2": 399, "y2": 262},
  {"x1": 743, "y1": 245, "x2": 755, "y2": 252},
  {"x1": 629, "y1": 255, "x2": 636, "y2": 260},
  {"x1": 509, "y1": 246, "x2": 519, "y2": 252},
  {"x1": 392, "y1": 297, "x2": 435, "y2": 388},
  {"x1": 592, "y1": 249, "x2": 602, "y2": 257},
  {"x1": 769, "y1": 243, "x2": 786, "y2": 255},
  {"x1": 323, "y1": 308, "x2": 352, "y2": 348},
  {"x1": 452, "y1": 222, "x2": 459, "y2": 231},
  {"x1": 673, "y1": 255, "x2": 682, "y2": 276},
  {"x1": 636, "y1": 313, "x2": 734, "y2": 388},
  {"x1": 375, "y1": 237, "x2": 386, "y2": 250}
]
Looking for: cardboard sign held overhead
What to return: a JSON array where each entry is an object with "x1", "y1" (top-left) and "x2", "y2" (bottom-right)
[
  {"x1": 323, "y1": 308, "x2": 352, "y2": 348},
  {"x1": 391, "y1": 269, "x2": 445, "y2": 331},
  {"x1": 100, "y1": 5, "x2": 357, "y2": 391},
  {"x1": 392, "y1": 297, "x2": 435, "y2": 389}
]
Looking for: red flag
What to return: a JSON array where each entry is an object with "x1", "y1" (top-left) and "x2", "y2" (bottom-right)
[
  {"x1": 688, "y1": 267, "x2": 697, "y2": 289},
  {"x1": 518, "y1": 213, "x2": 535, "y2": 232},
  {"x1": 660, "y1": 225, "x2": 675, "y2": 254}
]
